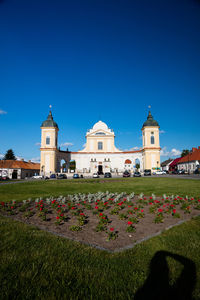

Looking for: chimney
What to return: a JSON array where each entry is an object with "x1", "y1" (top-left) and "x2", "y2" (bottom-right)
[
  {"x1": 28, "y1": 160, "x2": 31, "y2": 163},
  {"x1": 21, "y1": 158, "x2": 24, "y2": 161},
  {"x1": 192, "y1": 147, "x2": 197, "y2": 152}
]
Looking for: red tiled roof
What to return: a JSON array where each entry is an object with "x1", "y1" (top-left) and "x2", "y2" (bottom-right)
[
  {"x1": 0, "y1": 160, "x2": 40, "y2": 170},
  {"x1": 71, "y1": 150, "x2": 142, "y2": 154},
  {"x1": 169, "y1": 157, "x2": 182, "y2": 167},
  {"x1": 177, "y1": 148, "x2": 200, "y2": 164}
]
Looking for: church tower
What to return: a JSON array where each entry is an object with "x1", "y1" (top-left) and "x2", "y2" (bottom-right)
[
  {"x1": 40, "y1": 108, "x2": 58, "y2": 176},
  {"x1": 142, "y1": 110, "x2": 160, "y2": 171}
]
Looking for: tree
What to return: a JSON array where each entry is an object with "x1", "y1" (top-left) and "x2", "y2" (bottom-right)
[
  {"x1": 181, "y1": 149, "x2": 190, "y2": 157},
  {"x1": 4, "y1": 149, "x2": 16, "y2": 160},
  {"x1": 135, "y1": 163, "x2": 140, "y2": 170},
  {"x1": 69, "y1": 160, "x2": 76, "y2": 171}
]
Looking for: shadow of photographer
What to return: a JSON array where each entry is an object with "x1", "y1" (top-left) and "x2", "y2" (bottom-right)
[{"x1": 134, "y1": 250, "x2": 196, "y2": 300}]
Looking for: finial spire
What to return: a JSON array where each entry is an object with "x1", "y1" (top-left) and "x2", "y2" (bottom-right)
[
  {"x1": 49, "y1": 104, "x2": 52, "y2": 111},
  {"x1": 148, "y1": 105, "x2": 151, "y2": 110}
]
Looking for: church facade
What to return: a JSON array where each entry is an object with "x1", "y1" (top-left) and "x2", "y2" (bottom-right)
[{"x1": 40, "y1": 110, "x2": 161, "y2": 175}]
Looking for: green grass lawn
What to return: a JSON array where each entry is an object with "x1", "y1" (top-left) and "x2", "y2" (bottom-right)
[
  {"x1": 1, "y1": 178, "x2": 200, "y2": 299},
  {"x1": 0, "y1": 177, "x2": 200, "y2": 202}
]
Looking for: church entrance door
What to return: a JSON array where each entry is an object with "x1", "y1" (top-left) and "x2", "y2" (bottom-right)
[{"x1": 98, "y1": 165, "x2": 103, "y2": 175}]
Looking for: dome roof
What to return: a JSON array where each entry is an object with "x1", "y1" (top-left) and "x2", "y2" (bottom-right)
[
  {"x1": 142, "y1": 111, "x2": 159, "y2": 127},
  {"x1": 41, "y1": 111, "x2": 58, "y2": 128},
  {"x1": 92, "y1": 120, "x2": 109, "y2": 131}
]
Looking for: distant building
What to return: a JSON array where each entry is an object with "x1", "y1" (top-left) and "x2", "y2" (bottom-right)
[
  {"x1": 0, "y1": 160, "x2": 40, "y2": 179},
  {"x1": 177, "y1": 147, "x2": 200, "y2": 173},
  {"x1": 161, "y1": 158, "x2": 174, "y2": 171},
  {"x1": 40, "y1": 108, "x2": 161, "y2": 176},
  {"x1": 169, "y1": 157, "x2": 182, "y2": 172}
]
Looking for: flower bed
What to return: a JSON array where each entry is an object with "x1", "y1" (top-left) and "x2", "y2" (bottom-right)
[{"x1": 1, "y1": 192, "x2": 200, "y2": 251}]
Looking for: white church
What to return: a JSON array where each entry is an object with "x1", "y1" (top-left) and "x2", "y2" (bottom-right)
[{"x1": 40, "y1": 109, "x2": 161, "y2": 175}]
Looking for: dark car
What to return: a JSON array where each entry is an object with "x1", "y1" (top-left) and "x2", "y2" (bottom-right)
[
  {"x1": 144, "y1": 169, "x2": 151, "y2": 176},
  {"x1": 104, "y1": 172, "x2": 112, "y2": 178},
  {"x1": 1, "y1": 176, "x2": 9, "y2": 180},
  {"x1": 133, "y1": 171, "x2": 141, "y2": 177},
  {"x1": 73, "y1": 173, "x2": 80, "y2": 179},
  {"x1": 50, "y1": 174, "x2": 56, "y2": 179},
  {"x1": 57, "y1": 174, "x2": 67, "y2": 179},
  {"x1": 172, "y1": 170, "x2": 179, "y2": 174},
  {"x1": 123, "y1": 171, "x2": 130, "y2": 177}
]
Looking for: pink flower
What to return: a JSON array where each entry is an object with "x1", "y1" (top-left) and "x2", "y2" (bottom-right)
[{"x1": 141, "y1": 209, "x2": 144, "y2": 212}]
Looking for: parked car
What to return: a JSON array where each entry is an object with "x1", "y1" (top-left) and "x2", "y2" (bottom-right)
[
  {"x1": 73, "y1": 173, "x2": 80, "y2": 179},
  {"x1": 153, "y1": 170, "x2": 164, "y2": 175},
  {"x1": 93, "y1": 173, "x2": 99, "y2": 178},
  {"x1": 133, "y1": 171, "x2": 141, "y2": 177},
  {"x1": 57, "y1": 174, "x2": 67, "y2": 179},
  {"x1": 172, "y1": 170, "x2": 179, "y2": 174},
  {"x1": 32, "y1": 175, "x2": 43, "y2": 179},
  {"x1": 104, "y1": 172, "x2": 112, "y2": 178},
  {"x1": 1, "y1": 176, "x2": 9, "y2": 180},
  {"x1": 50, "y1": 174, "x2": 56, "y2": 179},
  {"x1": 144, "y1": 169, "x2": 151, "y2": 176},
  {"x1": 178, "y1": 169, "x2": 185, "y2": 174},
  {"x1": 123, "y1": 171, "x2": 130, "y2": 177}
]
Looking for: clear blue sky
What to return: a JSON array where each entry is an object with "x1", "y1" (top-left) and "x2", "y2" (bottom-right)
[{"x1": 0, "y1": 0, "x2": 200, "y2": 162}]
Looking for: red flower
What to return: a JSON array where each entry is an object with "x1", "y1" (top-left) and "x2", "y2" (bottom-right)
[
  {"x1": 71, "y1": 207, "x2": 76, "y2": 210},
  {"x1": 173, "y1": 209, "x2": 176, "y2": 214},
  {"x1": 95, "y1": 206, "x2": 98, "y2": 209},
  {"x1": 128, "y1": 221, "x2": 132, "y2": 225},
  {"x1": 62, "y1": 205, "x2": 66, "y2": 207},
  {"x1": 56, "y1": 216, "x2": 60, "y2": 219},
  {"x1": 128, "y1": 205, "x2": 132, "y2": 208},
  {"x1": 99, "y1": 213, "x2": 103, "y2": 216},
  {"x1": 144, "y1": 197, "x2": 146, "y2": 200},
  {"x1": 149, "y1": 197, "x2": 152, "y2": 200},
  {"x1": 40, "y1": 207, "x2": 43, "y2": 211},
  {"x1": 80, "y1": 213, "x2": 85, "y2": 216},
  {"x1": 149, "y1": 202, "x2": 153, "y2": 205},
  {"x1": 158, "y1": 208, "x2": 163, "y2": 213},
  {"x1": 110, "y1": 227, "x2": 114, "y2": 231},
  {"x1": 134, "y1": 207, "x2": 138, "y2": 210},
  {"x1": 141, "y1": 209, "x2": 144, "y2": 213},
  {"x1": 11, "y1": 206, "x2": 14, "y2": 209},
  {"x1": 60, "y1": 213, "x2": 64, "y2": 217}
]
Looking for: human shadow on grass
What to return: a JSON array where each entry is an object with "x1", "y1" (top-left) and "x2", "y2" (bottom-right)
[{"x1": 134, "y1": 250, "x2": 196, "y2": 300}]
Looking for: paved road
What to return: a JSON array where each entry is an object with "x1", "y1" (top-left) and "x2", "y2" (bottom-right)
[{"x1": 0, "y1": 174, "x2": 200, "y2": 185}]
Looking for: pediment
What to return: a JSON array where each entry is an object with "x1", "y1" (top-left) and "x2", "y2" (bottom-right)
[{"x1": 87, "y1": 129, "x2": 112, "y2": 137}]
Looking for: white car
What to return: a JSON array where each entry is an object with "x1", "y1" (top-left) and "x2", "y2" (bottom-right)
[
  {"x1": 154, "y1": 170, "x2": 164, "y2": 175},
  {"x1": 93, "y1": 173, "x2": 99, "y2": 178},
  {"x1": 32, "y1": 175, "x2": 43, "y2": 179}
]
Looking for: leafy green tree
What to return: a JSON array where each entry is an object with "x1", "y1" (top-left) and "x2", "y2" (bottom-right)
[
  {"x1": 181, "y1": 149, "x2": 190, "y2": 157},
  {"x1": 4, "y1": 149, "x2": 16, "y2": 160},
  {"x1": 135, "y1": 163, "x2": 140, "y2": 170},
  {"x1": 69, "y1": 160, "x2": 76, "y2": 171}
]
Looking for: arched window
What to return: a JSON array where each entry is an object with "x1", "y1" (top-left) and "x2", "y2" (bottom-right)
[
  {"x1": 98, "y1": 142, "x2": 103, "y2": 150},
  {"x1": 46, "y1": 136, "x2": 50, "y2": 145},
  {"x1": 151, "y1": 136, "x2": 155, "y2": 144}
]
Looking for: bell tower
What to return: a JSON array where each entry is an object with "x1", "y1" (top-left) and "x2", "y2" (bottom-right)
[
  {"x1": 142, "y1": 109, "x2": 160, "y2": 171},
  {"x1": 40, "y1": 106, "x2": 59, "y2": 176}
]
